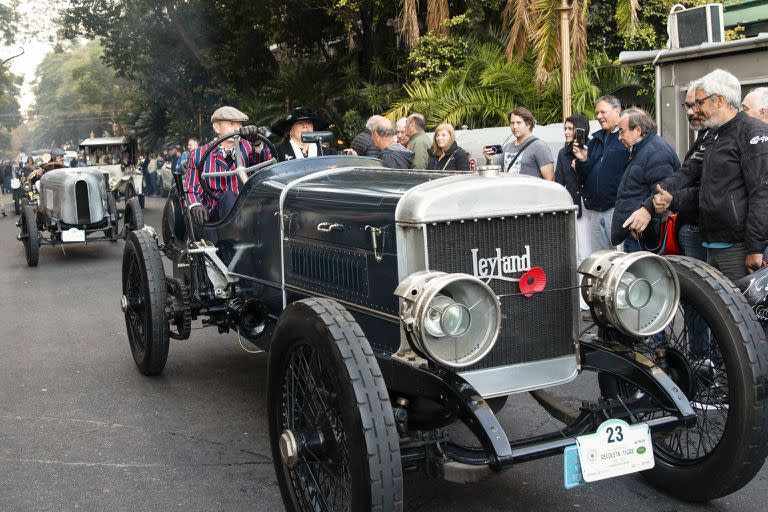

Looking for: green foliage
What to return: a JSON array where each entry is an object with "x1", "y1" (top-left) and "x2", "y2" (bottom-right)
[
  {"x1": 30, "y1": 40, "x2": 129, "y2": 148},
  {"x1": 725, "y1": 25, "x2": 746, "y2": 41},
  {"x1": 0, "y1": 0, "x2": 18, "y2": 45},
  {"x1": 389, "y1": 36, "x2": 641, "y2": 129},
  {"x1": 408, "y1": 34, "x2": 469, "y2": 82}
]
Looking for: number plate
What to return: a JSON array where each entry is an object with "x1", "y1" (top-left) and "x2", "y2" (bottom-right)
[
  {"x1": 575, "y1": 419, "x2": 654, "y2": 482},
  {"x1": 62, "y1": 228, "x2": 86, "y2": 243}
]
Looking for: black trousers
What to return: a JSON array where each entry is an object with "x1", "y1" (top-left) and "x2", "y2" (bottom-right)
[
  {"x1": 210, "y1": 190, "x2": 238, "y2": 222},
  {"x1": 707, "y1": 243, "x2": 747, "y2": 282}
]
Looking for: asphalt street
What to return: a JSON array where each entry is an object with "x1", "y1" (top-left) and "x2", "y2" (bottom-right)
[{"x1": 0, "y1": 194, "x2": 765, "y2": 511}]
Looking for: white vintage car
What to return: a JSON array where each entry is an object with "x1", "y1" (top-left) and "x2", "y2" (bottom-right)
[{"x1": 79, "y1": 136, "x2": 145, "y2": 207}]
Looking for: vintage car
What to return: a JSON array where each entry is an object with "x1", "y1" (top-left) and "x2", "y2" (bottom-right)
[
  {"x1": 18, "y1": 167, "x2": 144, "y2": 267},
  {"x1": 121, "y1": 131, "x2": 768, "y2": 510},
  {"x1": 10, "y1": 169, "x2": 39, "y2": 214},
  {"x1": 79, "y1": 136, "x2": 144, "y2": 207}
]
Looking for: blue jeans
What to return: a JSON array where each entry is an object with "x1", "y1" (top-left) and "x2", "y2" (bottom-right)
[
  {"x1": 623, "y1": 237, "x2": 642, "y2": 253},
  {"x1": 678, "y1": 223, "x2": 710, "y2": 357},
  {"x1": 589, "y1": 207, "x2": 615, "y2": 252}
]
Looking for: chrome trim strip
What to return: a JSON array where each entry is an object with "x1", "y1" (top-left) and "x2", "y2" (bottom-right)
[
  {"x1": 459, "y1": 355, "x2": 579, "y2": 398},
  {"x1": 284, "y1": 283, "x2": 400, "y2": 321},
  {"x1": 277, "y1": 167, "x2": 360, "y2": 308}
]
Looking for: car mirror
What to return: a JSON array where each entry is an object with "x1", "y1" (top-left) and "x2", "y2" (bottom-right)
[{"x1": 300, "y1": 131, "x2": 334, "y2": 144}]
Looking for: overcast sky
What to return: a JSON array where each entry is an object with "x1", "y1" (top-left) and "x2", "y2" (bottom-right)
[{"x1": 1, "y1": 1, "x2": 66, "y2": 113}]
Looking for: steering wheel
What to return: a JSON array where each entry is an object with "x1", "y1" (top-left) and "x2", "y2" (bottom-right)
[{"x1": 195, "y1": 130, "x2": 278, "y2": 201}]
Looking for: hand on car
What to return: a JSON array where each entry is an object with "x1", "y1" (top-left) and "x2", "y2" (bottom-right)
[
  {"x1": 190, "y1": 205, "x2": 209, "y2": 224},
  {"x1": 746, "y1": 253, "x2": 765, "y2": 273},
  {"x1": 622, "y1": 207, "x2": 651, "y2": 237},
  {"x1": 652, "y1": 184, "x2": 673, "y2": 213}
]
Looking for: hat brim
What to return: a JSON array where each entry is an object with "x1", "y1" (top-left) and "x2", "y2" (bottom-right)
[{"x1": 272, "y1": 115, "x2": 329, "y2": 136}]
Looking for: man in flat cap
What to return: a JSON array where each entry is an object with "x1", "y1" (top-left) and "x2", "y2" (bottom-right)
[{"x1": 186, "y1": 106, "x2": 273, "y2": 223}]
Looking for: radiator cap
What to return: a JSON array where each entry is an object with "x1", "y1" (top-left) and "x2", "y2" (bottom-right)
[{"x1": 477, "y1": 165, "x2": 500, "y2": 177}]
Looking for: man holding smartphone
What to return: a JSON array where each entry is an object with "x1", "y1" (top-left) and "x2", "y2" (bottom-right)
[
  {"x1": 483, "y1": 107, "x2": 554, "y2": 180},
  {"x1": 573, "y1": 95, "x2": 630, "y2": 252}
]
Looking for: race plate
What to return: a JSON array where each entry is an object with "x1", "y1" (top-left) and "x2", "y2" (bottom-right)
[
  {"x1": 62, "y1": 228, "x2": 86, "y2": 243},
  {"x1": 575, "y1": 419, "x2": 654, "y2": 482}
]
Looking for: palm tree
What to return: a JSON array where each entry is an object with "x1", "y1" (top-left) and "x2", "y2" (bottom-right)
[
  {"x1": 503, "y1": 0, "x2": 638, "y2": 84},
  {"x1": 399, "y1": 0, "x2": 450, "y2": 47}
]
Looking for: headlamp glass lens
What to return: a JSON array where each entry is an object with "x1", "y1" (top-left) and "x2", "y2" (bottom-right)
[{"x1": 440, "y1": 303, "x2": 471, "y2": 337}]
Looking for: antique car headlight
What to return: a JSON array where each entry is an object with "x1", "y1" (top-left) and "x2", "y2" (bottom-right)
[
  {"x1": 395, "y1": 271, "x2": 501, "y2": 368},
  {"x1": 579, "y1": 250, "x2": 679, "y2": 337}
]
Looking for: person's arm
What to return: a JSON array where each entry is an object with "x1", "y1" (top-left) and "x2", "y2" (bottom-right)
[
  {"x1": 539, "y1": 163, "x2": 554, "y2": 180},
  {"x1": 411, "y1": 136, "x2": 430, "y2": 169},
  {"x1": 454, "y1": 147, "x2": 470, "y2": 171},
  {"x1": 185, "y1": 149, "x2": 204, "y2": 208},
  {"x1": 742, "y1": 130, "x2": 768, "y2": 258}
]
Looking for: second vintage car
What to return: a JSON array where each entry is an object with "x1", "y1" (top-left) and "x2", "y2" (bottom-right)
[
  {"x1": 79, "y1": 136, "x2": 145, "y2": 207},
  {"x1": 122, "y1": 130, "x2": 768, "y2": 511},
  {"x1": 18, "y1": 167, "x2": 144, "y2": 266}
]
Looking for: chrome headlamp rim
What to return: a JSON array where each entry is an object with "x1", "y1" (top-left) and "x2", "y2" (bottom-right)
[
  {"x1": 395, "y1": 271, "x2": 501, "y2": 368},
  {"x1": 579, "y1": 251, "x2": 680, "y2": 337}
]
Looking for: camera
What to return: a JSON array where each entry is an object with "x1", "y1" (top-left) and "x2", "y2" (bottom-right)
[{"x1": 484, "y1": 144, "x2": 503, "y2": 155}]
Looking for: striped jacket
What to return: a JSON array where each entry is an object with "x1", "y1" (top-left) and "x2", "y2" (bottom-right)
[{"x1": 185, "y1": 139, "x2": 272, "y2": 212}]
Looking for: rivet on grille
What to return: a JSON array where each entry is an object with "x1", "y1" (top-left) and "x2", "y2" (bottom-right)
[
  {"x1": 501, "y1": 217, "x2": 505, "y2": 220},
  {"x1": 447, "y1": 221, "x2": 451, "y2": 225},
  {"x1": 487, "y1": 218, "x2": 491, "y2": 221},
  {"x1": 460, "y1": 219, "x2": 464, "y2": 223},
  {"x1": 474, "y1": 218, "x2": 478, "y2": 222},
  {"x1": 539, "y1": 213, "x2": 544, "y2": 217}
]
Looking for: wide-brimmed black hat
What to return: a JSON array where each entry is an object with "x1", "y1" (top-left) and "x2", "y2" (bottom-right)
[{"x1": 272, "y1": 107, "x2": 329, "y2": 136}]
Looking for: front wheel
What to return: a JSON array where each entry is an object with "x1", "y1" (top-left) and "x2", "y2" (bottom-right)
[
  {"x1": 20, "y1": 204, "x2": 39, "y2": 267},
  {"x1": 124, "y1": 196, "x2": 144, "y2": 232},
  {"x1": 603, "y1": 256, "x2": 768, "y2": 501},
  {"x1": 122, "y1": 229, "x2": 169, "y2": 375},
  {"x1": 268, "y1": 298, "x2": 403, "y2": 512}
]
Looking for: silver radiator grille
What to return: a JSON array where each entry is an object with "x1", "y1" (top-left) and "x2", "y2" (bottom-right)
[{"x1": 425, "y1": 211, "x2": 577, "y2": 370}]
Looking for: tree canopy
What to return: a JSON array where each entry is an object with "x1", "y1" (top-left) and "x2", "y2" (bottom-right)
[
  {"x1": 31, "y1": 0, "x2": 716, "y2": 150},
  {"x1": 0, "y1": 0, "x2": 22, "y2": 152}
]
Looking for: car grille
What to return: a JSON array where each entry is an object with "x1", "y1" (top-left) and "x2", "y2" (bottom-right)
[{"x1": 426, "y1": 211, "x2": 577, "y2": 371}]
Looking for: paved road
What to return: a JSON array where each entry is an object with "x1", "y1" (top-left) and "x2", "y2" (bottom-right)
[{"x1": 0, "y1": 195, "x2": 765, "y2": 511}]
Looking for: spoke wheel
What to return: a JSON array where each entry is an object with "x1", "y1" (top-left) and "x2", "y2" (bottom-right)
[
  {"x1": 268, "y1": 298, "x2": 403, "y2": 512},
  {"x1": 21, "y1": 204, "x2": 39, "y2": 267},
  {"x1": 601, "y1": 256, "x2": 768, "y2": 501},
  {"x1": 122, "y1": 229, "x2": 169, "y2": 375}
]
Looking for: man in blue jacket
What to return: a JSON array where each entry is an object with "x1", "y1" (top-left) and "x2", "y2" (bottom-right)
[
  {"x1": 573, "y1": 95, "x2": 631, "y2": 251},
  {"x1": 610, "y1": 108, "x2": 679, "y2": 251}
]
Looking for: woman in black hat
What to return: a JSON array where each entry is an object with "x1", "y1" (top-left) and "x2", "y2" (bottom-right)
[{"x1": 273, "y1": 107, "x2": 336, "y2": 161}]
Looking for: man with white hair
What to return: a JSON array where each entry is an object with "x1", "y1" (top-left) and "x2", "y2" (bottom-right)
[
  {"x1": 350, "y1": 115, "x2": 386, "y2": 158},
  {"x1": 742, "y1": 87, "x2": 768, "y2": 123},
  {"x1": 624, "y1": 69, "x2": 768, "y2": 281},
  {"x1": 396, "y1": 117, "x2": 410, "y2": 146}
]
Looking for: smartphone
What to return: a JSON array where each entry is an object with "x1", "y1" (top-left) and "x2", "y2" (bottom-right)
[
  {"x1": 485, "y1": 144, "x2": 503, "y2": 155},
  {"x1": 574, "y1": 128, "x2": 586, "y2": 148}
]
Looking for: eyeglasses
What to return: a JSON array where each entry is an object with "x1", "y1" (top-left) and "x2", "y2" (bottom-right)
[{"x1": 681, "y1": 93, "x2": 716, "y2": 111}]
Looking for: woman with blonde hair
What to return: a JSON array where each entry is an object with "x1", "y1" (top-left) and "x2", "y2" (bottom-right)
[{"x1": 426, "y1": 123, "x2": 469, "y2": 171}]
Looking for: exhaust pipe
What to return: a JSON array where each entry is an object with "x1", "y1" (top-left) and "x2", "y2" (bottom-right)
[{"x1": 226, "y1": 298, "x2": 266, "y2": 338}]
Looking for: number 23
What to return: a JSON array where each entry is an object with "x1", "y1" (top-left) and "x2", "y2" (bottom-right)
[{"x1": 606, "y1": 426, "x2": 624, "y2": 443}]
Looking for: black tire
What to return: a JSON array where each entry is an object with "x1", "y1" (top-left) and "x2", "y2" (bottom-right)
[
  {"x1": 268, "y1": 298, "x2": 403, "y2": 512},
  {"x1": 122, "y1": 229, "x2": 169, "y2": 375},
  {"x1": 20, "y1": 204, "x2": 39, "y2": 267},
  {"x1": 124, "y1": 196, "x2": 144, "y2": 232},
  {"x1": 603, "y1": 256, "x2": 768, "y2": 501},
  {"x1": 162, "y1": 196, "x2": 186, "y2": 247},
  {"x1": 138, "y1": 193, "x2": 145, "y2": 209}
]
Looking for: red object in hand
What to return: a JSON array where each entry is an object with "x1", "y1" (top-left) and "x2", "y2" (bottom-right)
[{"x1": 519, "y1": 267, "x2": 546, "y2": 297}]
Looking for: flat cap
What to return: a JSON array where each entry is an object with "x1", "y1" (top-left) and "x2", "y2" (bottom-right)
[
  {"x1": 210, "y1": 106, "x2": 249, "y2": 123},
  {"x1": 50, "y1": 148, "x2": 66, "y2": 157}
]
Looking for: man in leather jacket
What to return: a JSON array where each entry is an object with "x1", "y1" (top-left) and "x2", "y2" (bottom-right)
[{"x1": 624, "y1": 69, "x2": 768, "y2": 281}]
